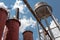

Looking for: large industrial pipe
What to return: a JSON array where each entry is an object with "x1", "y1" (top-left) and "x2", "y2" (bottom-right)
[
  {"x1": 6, "y1": 19, "x2": 20, "y2": 40},
  {"x1": 23, "y1": 31, "x2": 33, "y2": 40},
  {"x1": 0, "y1": 8, "x2": 8, "y2": 40}
]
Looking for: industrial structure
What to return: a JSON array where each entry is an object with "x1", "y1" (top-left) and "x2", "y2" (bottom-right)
[
  {"x1": 0, "y1": 7, "x2": 20, "y2": 40},
  {"x1": 6, "y1": 19, "x2": 20, "y2": 40},
  {"x1": 23, "y1": 31, "x2": 33, "y2": 40},
  {"x1": 0, "y1": 8, "x2": 8, "y2": 40},
  {"x1": 0, "y1": 0, "x2": 60, "y2": 40},
  {"x1": 23, "y1": 0, "x2": 60, "y2": 40}
]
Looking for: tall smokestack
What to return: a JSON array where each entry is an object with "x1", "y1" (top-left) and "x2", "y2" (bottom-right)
[
  {"x1": 0, "y1": 8, "x2": 8, "y2": 39},
  {"x1": 23, "y1": 31, "x2": 33, "y2": 40},
  {"x1": 6, "y1": 19, "x2": 20, "y2": 40}
]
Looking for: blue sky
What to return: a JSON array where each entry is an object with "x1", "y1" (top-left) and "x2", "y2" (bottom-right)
[
  {"x1": 0, "y1": 0, "x2": 60, "y2": 40},
  {"x1": 0, "y1": 0, "x2": 60, "y2": 20},
  {"x1": 0, "y1": 0, "x2": 60, "y2": 19}
]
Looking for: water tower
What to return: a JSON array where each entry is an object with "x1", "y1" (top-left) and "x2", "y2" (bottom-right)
[
  {"x1": 23, "y1": 0, "x2": 53, "y2": 40},
  {"x1": 34, "y1": 2, "x2": 60, "y2": 30},
  {"x1": 23, "y1": 0, "x2": 60, "y2": 40},
  {"x1": 34, "y1": 2, "x2": 60, "y2": 40},
  {"x1": 34, "y1": 2, "x2": 52, "y2": 19}
]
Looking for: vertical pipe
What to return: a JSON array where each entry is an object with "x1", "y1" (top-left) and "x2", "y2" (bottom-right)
[
  {"x1": 44, "y1": 18, "x2": 55, "y2": 40},
  {"x1": 23, "y1": 0, "x2": 52, "y2": 40},
  {"x1": 6, "y1": 19, "x2": 20, "y2": 40},
  {"x1": 16, "y1": 8, "x2": 19, "y2": 20},
  {"x1": 23, "y1": 31, "x2": 33, "y2": 40},
  {"x1": 0, "y1": 8, "x2": 8, "y2": 40}
]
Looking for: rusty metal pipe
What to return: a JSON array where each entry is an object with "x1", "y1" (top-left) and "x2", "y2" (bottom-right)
[
  {"x1": 0, "y1": 8, "x2": 8, "y2": 40},
  {"x1": 23, "y1": 31, "x2": 33, "y2": 40},
  {"x1": 6, "y1": 19, "x2": 20, "y2": 40},
  {"x1": 23, "y1": 0, "x2": 52, "y2": 40}
]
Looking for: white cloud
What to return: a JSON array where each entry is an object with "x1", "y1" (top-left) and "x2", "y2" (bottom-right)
[
  {"x1": 0, "y1": 2, "x2": 8, "y2": 11},
  {"x1": 50, "y1": 20, "x2": 56, "y2": 28},
  {"x1": 19, "y1": 17, "x2": 36, "y2": 33},
  {"x1": 0, "y1": 2, "x2": 7, "y2": 8},
  {"x1": 12, "y1": 0, "x2": 26, "y2": 14}
]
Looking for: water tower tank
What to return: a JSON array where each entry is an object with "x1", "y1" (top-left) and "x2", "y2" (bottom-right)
[
  {"x1": 23, "y1": 31, "x2": 33, "y2": 40},
  {"x1": 0, "y1": 8, "x2": 8, "y2": 39},
  {"x1": 34, "y1": 2, "x2": 52, "y2": 19}
]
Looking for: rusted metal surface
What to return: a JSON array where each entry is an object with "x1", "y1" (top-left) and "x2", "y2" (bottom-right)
[
  {"x1": 6, "y1": 19, "x2": 20, "y2": 40},
  {"x1": 23, "y1": 31, "x2": 33, "y2": 40},
  {"x1": 0, "y1": 8, "x2": 8, "y2": 40}
]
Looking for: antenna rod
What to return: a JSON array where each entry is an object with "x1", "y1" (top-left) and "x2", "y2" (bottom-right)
[
  {"x1": 23, "y1": 0, "x2": 52, "y2": 40},
  {"x1": 16, "y1": 8, "x2": 19, "y2": 20}
]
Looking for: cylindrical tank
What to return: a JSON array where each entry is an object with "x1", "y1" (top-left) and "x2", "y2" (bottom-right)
[
  {"x1": 34, "y1": 2, "x2": 52, "y2": 19},
  {"x1": 0, "y1": 8, "x2": 8, "y2": 39},
  {"x1": 6, "y1": 19, "x2": 20, "y2": 40},
  {"x1": 23, "y1": 31, "x2": 33, "y2": 40}
]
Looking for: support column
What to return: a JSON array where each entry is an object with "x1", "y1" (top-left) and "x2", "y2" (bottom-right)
[
  {"x1": 47, "y1": 6, "x2": 60, "y2": 31},
  {"x1": 51, "y1": 15, "x2": 60, "y2": 30},
  {"x1": 44, "y1": 18, "x2": 55, "y2": 40}
]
